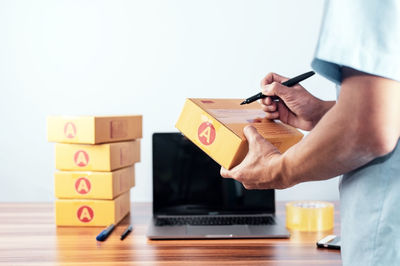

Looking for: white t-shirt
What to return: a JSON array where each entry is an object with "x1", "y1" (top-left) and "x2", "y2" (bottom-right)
[
  {"x1": 312, "y1": 0, "x2": 400, "y2": 84},
  {"x1": 311, "y1": 1, "x2": 400, "y2": 266}
]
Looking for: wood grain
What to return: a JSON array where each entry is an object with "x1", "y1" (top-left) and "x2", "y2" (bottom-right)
[{"x1": 0, "y1": 202, "x2": 341, "y2": 265}]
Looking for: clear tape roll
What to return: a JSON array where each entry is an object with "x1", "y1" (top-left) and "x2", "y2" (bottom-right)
[{"x1": 286, "y1": 201, "x2": 334, "y2": 232}]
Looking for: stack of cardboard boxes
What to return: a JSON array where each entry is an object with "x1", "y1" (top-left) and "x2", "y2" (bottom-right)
[{"x1": 47, "y1": 115, "x2": 142, "y2": 226}]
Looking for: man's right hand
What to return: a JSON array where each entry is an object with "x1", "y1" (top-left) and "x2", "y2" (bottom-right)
[{"x1": 260, "y1": 72, "x2": 335, "y2": 131}]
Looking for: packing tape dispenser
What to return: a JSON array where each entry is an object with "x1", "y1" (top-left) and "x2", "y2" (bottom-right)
[{"x1": 286, "y1": 201, "x2": 334, "y2": 232}]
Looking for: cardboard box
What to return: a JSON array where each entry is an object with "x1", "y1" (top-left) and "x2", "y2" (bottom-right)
[
  {"x1": 175, "y1": 98, "x2": 303, "y2": 170},
  {"x1": 55, "y1": 191, "x2": 130, "y2": 226},
  {"x1": 55, "y1": 140, "x2": 140, "y2": 171},
  {"x1": 47, "y1": 115, "x2": 142, "y2": 144},
  {"x1": 55, "y1": 165, "x2": 135, "y2": 200}
]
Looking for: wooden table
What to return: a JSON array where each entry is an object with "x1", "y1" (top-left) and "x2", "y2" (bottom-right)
[{"x1": 0, "y1": 202, "x2": 341, "y2": 265}]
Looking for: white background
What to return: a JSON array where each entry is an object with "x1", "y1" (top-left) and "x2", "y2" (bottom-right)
[{"x1": 0, "y1": 0, "x2": 339, "y2": 202}]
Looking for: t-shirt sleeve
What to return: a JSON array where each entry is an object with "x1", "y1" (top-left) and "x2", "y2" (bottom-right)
[{"x1": 311, "y1": 0, "x2": 400, "y2": 84}]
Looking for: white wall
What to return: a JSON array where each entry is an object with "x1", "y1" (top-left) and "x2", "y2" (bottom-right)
[{"x1": 0, "y1": 0, "x2": 339, "y2": 202}]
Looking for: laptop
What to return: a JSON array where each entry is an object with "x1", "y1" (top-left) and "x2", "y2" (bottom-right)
[{"x1": 147, "y1": 133, "x2": 290, "y2": 239}]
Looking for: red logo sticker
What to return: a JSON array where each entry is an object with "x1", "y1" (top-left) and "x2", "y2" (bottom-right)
[
  {"x1": 75, "y1": 177, "x2": 91, "y2": 194},
  {"x1": 74, "y1": 150, "x2": 89, "y2": 167},
  {"x1": 64, "y1": 122, "x2": 77, "y2": 139},
  {"x1": 198, "y1": 122, "x2": 216, "y2": 145},
  {"x1": 77, "y1": 205, "x2": 94, "y2": 223}
]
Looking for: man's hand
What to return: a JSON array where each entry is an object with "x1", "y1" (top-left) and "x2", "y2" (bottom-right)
[
  {"x1": 220, "y1": 125, "x2": 292, "y2": 190},
  {"x1": 260, "y1": 72, "x2": 335, "y2": 131}
]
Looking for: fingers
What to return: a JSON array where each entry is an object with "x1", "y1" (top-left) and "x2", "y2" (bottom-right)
[
  {"x1": 242, "y1": 183, "x2": 264, "y2": 190},
  {"x1": 261, "y1": 101, "x2": 277, "y2": 112},
  {"x1": 244, "y1": 125, "x2": 278, "y2": 156},
  {"x1": 264, "y1": 111, "x2": 280, "y2": 120},
  {"x1": 260, "y1": 72, "x2": 289, "y2": 87},
  {"x1": 243, "y1": 126, "x2": 264, "y2": 149},
  {"x1": 261, "y1": 98, "x2": 279, "y2": 120},
  {"x1": 220, "y1": 126, "x2": 262, "y2": 181},
  {"x1": 262, "y1": 81, "x2": 292, "y2": 99},
  {"x1": 221, "y1": 165, "x2": 260, "y2": 189},
  {"x1": 220, "y1": 166, "x2": 244, "y2": 183},
  {"x1": 243, "y1": 125, "x2": 258, "y2": 137},
  {"x1": 220, "y1": 167, "x2": 229, "y2": 178},
  {"x1": 261, "y1": 96, "x2": 272, "y2": 105}
]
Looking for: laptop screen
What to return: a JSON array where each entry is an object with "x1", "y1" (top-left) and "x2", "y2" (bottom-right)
[{"x1": 152, "y1": 133, "x2": 275, "y2": 215}]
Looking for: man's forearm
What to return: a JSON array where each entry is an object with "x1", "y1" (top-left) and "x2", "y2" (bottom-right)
[
  {"x1": 277, "y1": 104, "x2": 377, "y2": 186},
  {"x1": 311, "y1": 100, "x2": 336, "y2": 129},
  {"x1": 275, "y1": 69, "x2": 400, "y2": 187}
]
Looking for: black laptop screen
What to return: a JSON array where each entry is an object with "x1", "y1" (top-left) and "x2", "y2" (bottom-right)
[{"x1": 152, "y1": 133, "x2": 275, "y2": 215}]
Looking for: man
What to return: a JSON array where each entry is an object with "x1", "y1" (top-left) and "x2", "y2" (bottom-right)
[{"x1": 220, "y1": 1, "x2": 400, "y2": 265}]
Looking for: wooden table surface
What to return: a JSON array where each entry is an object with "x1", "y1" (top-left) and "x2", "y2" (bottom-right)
[{"x1": 0, "y1": 202, "x2": 341, "y2": 265}]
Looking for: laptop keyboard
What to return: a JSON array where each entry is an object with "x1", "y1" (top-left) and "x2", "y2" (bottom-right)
[{"x1": 155, "y1": 216, "x2": 276, "y2": 226}]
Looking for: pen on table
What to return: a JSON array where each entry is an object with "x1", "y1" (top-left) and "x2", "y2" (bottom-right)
[
  {"x1": 240, "y1": 71, "x2": 315, "y2": 105},
  {"x1": 96, "y1": 224, "x2": 115, "y2": 242},
  {"x1": 120, "y1": 225, "x2": 133, "y2": 240}
]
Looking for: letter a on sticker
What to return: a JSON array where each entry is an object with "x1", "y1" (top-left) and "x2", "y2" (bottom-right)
[
  {"x1": 80, "y1": 208, "x2": 91, "y2": 220},
  {"x1": 75, "y1": 177, "x2": 91, "y2": 194},
  {"x1": 64, "y1": 122, "x2": 76, "y2": 139},
  {"x1": 197, "y1": 122, "x2": 216, "y2": 145},
  {"x1": 74, "y1": 150, "x2": 89, "y2": 167},
  {"x1": 77, "y1": 205, "x2": 94, "y2": 223},
  {"x1": 200, "y1": 126, "x2": 211, "y2": 143}
]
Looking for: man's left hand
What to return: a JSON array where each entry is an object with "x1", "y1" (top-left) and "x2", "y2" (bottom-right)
[{"x1": 220, "y1": 125, "x2": 291, "y2": 190}]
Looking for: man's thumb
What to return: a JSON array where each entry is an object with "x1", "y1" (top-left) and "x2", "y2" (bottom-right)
[{"x1": 244, "y1": 126, "x2": 263, "y2": 148}]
